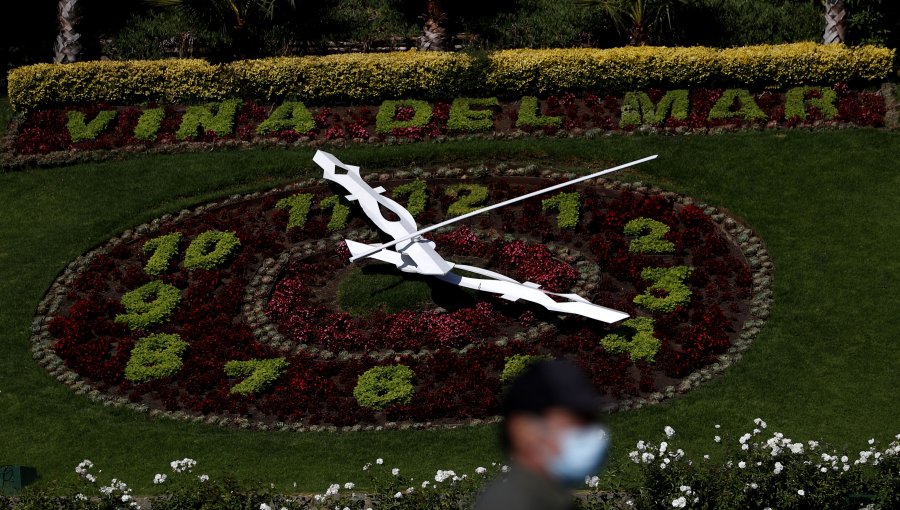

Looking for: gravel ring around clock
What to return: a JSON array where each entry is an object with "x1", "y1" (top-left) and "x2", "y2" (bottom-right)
[{"x1": 30, "y1": 165, "x2": 774, "y2": 431}]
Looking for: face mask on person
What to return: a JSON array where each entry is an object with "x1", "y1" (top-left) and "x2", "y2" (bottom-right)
[{"x1": 546, "y1": 425, "x2": 611, "y2": 487}]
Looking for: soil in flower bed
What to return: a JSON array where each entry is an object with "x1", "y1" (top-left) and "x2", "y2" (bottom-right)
[{"x1": 43, "y1": 175, "x2": 756, "y2": 428}]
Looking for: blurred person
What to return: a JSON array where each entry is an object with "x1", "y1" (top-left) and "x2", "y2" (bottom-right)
[{"x1": 473, "y1": 359, "x2": 611, "y2": 510}]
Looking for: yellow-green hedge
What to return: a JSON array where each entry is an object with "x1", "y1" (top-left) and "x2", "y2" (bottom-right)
[{"x1": 7, "y1": 43, "x2": 894, "y2": 112}]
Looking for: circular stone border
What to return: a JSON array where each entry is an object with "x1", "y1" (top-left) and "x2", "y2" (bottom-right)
[
  {"x1": 242, "y1": 227, "x2": 607, "y2": 360},
  {"x1": 29, "y1": 164, "x2": 774, "y2": 432}
]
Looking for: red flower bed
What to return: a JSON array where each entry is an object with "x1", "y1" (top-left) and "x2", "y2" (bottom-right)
[{"x1": 43, "y1": 176, "x2": 759, "y2": 427}]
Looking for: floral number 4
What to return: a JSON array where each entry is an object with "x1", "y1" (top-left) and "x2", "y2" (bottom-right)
[{"x1": 600, "y1": 317, "x2": 660, "y2": 362}]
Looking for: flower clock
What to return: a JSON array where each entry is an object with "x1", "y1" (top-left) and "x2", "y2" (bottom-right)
[{"x1": 31, "y1": 153, "x2": 773, "y2": 431}]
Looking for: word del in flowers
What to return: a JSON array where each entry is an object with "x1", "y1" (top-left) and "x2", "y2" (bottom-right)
[{"x1": 314, "y1": 150, "x2": 655, "y2": 324}]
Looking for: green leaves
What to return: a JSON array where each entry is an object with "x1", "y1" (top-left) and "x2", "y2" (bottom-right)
[
  {"x1": 66, "y1": 110, "x2": 117, "y2": 142},
  {"x1": 125, "y1": 333, "x2": 188, "y2": 382},
  {"x1": 601, "y1": 316, "x2": 660, "y2": 362},
  {"x1": 183, "y1": 230, "x2": 241, "y2": 270},
  {"x1": 176, "y1": 99, "x2": 242, "y2": 140},
  {"x1": 224, "y1": 358, "x2": 288, "y2": 394},
  {"x1": 353, "y1": 365, "x2": 415, "y2": 410},
  {"x1": 375, "y1": 100, "x2": 433, "y2": 133},
  {"x1": 447, "y1": 98, "x2": 499, "y2": 132},
  {"x1": 445, "y1": 183, "x2": 489, "y2": 217},
  {"x1": 624, "y1": 217, "x2": 675, "y2": 254},
  {"x1": 542, "y1": 192, "x2": 581, "y2": 229},
  {"x1": 634, "y1": 265, "x2": 694, "y2": 313},
  {"x1": 115, "y1": 280, "x2": 182, "y2": 330}
]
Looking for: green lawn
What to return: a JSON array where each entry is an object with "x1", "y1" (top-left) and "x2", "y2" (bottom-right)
[{"x1": 1, "y1": 131, "x2": 898, "y2": 493}]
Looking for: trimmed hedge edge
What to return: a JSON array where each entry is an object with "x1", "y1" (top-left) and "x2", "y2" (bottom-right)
[{"x1": 8, "y1": 43, "x2": 895, "y2": 112}]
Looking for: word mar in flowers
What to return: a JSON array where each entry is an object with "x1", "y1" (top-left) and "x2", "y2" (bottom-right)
[{"x1": 313, "y1": 150, "x2": 646, "y2": 324}]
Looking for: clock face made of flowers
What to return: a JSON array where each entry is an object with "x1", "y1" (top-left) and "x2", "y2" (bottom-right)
[{"x1": 33, "y1": 155, "x2": 773, "y2": 432}]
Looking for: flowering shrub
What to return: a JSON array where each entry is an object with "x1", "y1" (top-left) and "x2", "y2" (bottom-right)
[
  {"x1": 12, "y1": 426, "x2": 898, "y2": 509},
  {"x1": 588, "y1": 422, "x2": 900, "y2": 510}
]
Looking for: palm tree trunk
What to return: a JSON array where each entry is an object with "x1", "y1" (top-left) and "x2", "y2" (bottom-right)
[
  {"x1": 419, "y1": 0, "x2": 448, "y2": 51},
  {"x1": 54, "y1": 0, "x2": 81, "y2": 63},
  {"x1": 823, "y1": 0, "x2": 847, "y2": 44}
]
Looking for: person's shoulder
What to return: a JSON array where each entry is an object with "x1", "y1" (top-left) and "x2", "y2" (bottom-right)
[{"x1": 472, "y1": 477, "x2": 534, "y2": 510}]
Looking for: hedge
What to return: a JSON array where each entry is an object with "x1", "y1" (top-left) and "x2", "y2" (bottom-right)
[{"x1": 7, "y1": 43, "x2": 894, "y2": 112}]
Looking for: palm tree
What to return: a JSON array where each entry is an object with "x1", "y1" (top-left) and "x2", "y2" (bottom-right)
[
  {"x1": 579, "y1": 0, "x2": 681, "y2": 46},
  {"x1": 419, "y1": 0, "x2": 448, "y2": 51},
  {"x1": 823, "y1": 0, "x2": 847, "y2": 44},
  {"x1": 148, "y1": 0, "x2": 295, "y2": 29},
  {"x1": 53, "y1": 0, "x2": 81, "y2": 63}
]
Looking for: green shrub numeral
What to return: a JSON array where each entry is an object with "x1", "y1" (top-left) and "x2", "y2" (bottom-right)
[
  {"x1": 600, "y1": 317, "x2": 660, "y2": 362},
  {"x1": 275, "y1": 193, "x2": 314, "y2": 230},
  {"x1": 391, "y1": 180, "x2": 428, "y2": 216},
  {"x1": 620, "y1": 90, "x2": 689, "y2": 127},
  {"x1": 67, "y1": 110, "x2": 117, "y2": 142},
  {"x1": 115, "y1": 280, "x2": 182, "y2": 330},
  {"x1": 142, "y1": 232, "x2": 182, "y2": 276},
  {"x1": 134, "y1": 108, "x2": 165, "y2": 141},
  {"x1": 516, "y1": 96, "x2": 561, "y2": 128},
  {"x1": 353, "y1": 365, "x2": 415, "y2": 410},
  {"x1": 320, "y1": 195, "x2": 351, "y2": 231},
  {"x1": 176, "y1": 99, "x2": 242, "y2": 140},
  {"x1": 124, "y1": 333, "x2": 188, "y2": 383},
  {"x1": 708, "y1": 89, "x2": 766, "y2": 121},
  {"x1": 624, "y1": 217, "x2": 675, "y2": 254},
  {"x1": 375, "y1": 100, "x2": 433, "y2": 133},
  {"x1": 500, "y1": 354, "x2": 551, "y2": 384},
  {"x1": 445, "y1": 184, "x2": 489, "y2": 217},
  {"x1": 184, "y1": 230, "x2": 241, "y2": 270},
  {"x1": 257, "y1": 101, "x2": 315, "y2": 135},
  {"x1": 785, "y1": 87, "x2": 838, "y2": 121},
  {"x1": 634, "y1": 266, "x2": 694, "y2": 313},
  {"x1": 224, "y1": 358, "x2": 288, "y2": 395},
  {"x1": 447, "y1": 97, "x2": 499, "y2": 132},
  {"x1": 542, "y1": 192, "x2": 581, "y2": 229}
]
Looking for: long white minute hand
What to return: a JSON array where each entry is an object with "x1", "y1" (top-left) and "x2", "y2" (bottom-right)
[{"x1": 349, "y1": 154, "x2": 658, "y2": 263}]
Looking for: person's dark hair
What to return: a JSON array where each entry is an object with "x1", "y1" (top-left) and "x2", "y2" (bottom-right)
[{"x1": 497, "y1": 358, "x2": 605, "y2": 453}]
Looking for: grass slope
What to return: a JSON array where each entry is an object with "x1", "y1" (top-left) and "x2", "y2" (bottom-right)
[{"x1": 1, "y1": 131, "x2": 898, "y2": 493}]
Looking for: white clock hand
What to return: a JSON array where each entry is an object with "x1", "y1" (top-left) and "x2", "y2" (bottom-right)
[{"x1": 349, "y1": 154, "x2": 658, "y2": 263}]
